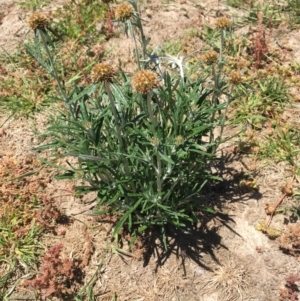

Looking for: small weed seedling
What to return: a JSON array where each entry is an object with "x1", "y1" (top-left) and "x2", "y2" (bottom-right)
[{"x1": 19, "y1": 0, "x2": 50, "y2": 11}]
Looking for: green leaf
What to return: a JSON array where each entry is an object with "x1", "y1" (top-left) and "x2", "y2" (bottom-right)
[
  {"x1": 158, "y1": 152, "x2": 175, "y2": 164},
  {"x1": 55, "y1": 171, "x2": 75, "y2": 180},
  {"x1": 69, "y1": 84, "x2": 98, "y2": 104},
  {"x1": 199, "y1": 206, "x2": 216, "y2": 214},
  {"x1": 113, "y1": 198, "x2": 143, "y2": 235},
  {"x1": 129, "y1": 225, "x2": 148, "y2": 248},
  {"x1": 111, "y1": 83, "x2": 129, "y2": 108},
  {"x1": 24, "y1": 41, "x2": 49, "y2": 71},
  {"x1": 129, "y1": 113, "x2": 147, "y2": 124}
]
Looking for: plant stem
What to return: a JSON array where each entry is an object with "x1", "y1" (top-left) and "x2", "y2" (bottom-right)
[
  {"x1": 209, "y1": 65, "x2": 218, "y2": 146},
  {"x1": 105, "y1": 82, "x2": 136, "y2": 193},
  {"x1": 217, "y1": 30, "x2": 231, "y2": 143},
  {"x1": 147, "y1": 95, "x2": 162, "y2": 193},
  {"x1": 209, "y1": 29, "x2": 226, "y2": 147},
  {"x1": 219, "y1": 30, "x2": 225, "y2": 64},
  {"x1": 129, "y1": 0, "x2": 147, "y2": 65},
  {"x1": 133, "y1": 34, "x2": 141, "y2": 70},
  {"x1": 129, "y1": 21, "x2": 141, "y2": 70},
  {"x1": 219, "y1": 85, "x2": 233, "y2": 141},
  {"x1": 135, "y1": 15, "x2": 147, "y2": 62},
  {"x1": 39, "y1": 29, "x2": 68, "y2": 104}
]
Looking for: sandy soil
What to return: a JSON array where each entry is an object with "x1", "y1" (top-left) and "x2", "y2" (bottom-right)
[{"x1": 1, "y1": 0, "x2": 300, "y2": 300}]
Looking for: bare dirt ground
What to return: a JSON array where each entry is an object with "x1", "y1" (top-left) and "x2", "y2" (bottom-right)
[{"x1": 1, "y1": 0, "x2": 300, "y2": 300}]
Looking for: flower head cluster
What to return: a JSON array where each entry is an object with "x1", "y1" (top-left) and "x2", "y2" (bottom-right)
[
  {"x1": 28, "y1": 12, "x2": 49, "y2": 30},
  {"x1": 175, "y1": 135, "x2": 184, "y2": 145},
  {"x1": 215, "y1": 17, "x2": 231, "y2": 30},
  {"x1": 91, "y1": 63, "x2": 115, "y2": 83},
  {"x1": 132, "y1": 70, "x2": 159, "y2": 94},
  {"x1": 115, "y1": 2, "x2": 134, "y2": 21},
  {"x1": 150, "y1": 136, "x2": 159, "y2": 147},
  {"x1": 202, "y1": 51, "x2": 218, "y2": 65},
  {"x1": 229, "y1": 71, "x2": 243, "y2": 85},
  {"x1": 83, "y1": 121, "x2": 92, "y2": 130}
]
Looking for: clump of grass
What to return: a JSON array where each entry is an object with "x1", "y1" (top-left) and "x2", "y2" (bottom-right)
[
  {"x1": 259, "y1": 124, "x2": 300, "y2": 167},
  {"x1": 0, "y1": 48, "x2": 56, "y2": 114},
  {"x1": 246, "y1": 1, "x2": 285, "y2": 27},
  {"x1": 286, "y1": 0, "x2": 300, "y2": 24},
  {"x1": 0, "y1": 156, "x2": 67, "y2": 299},
  {"x1": 230, "y1": 70, "x2": 289, "y2": 129},
  {"x1": 54, "y1": 0, "x2": 109, "y2": 44},
  {"x1": 199, "y1": 255, "x2": 251, "y2": 301},
  {"x1": 227, "y1": 0, "x2": 243, "y2": 8},
  {"x1": 19, "y1": 0, "x2": 50, "y2": 11}
]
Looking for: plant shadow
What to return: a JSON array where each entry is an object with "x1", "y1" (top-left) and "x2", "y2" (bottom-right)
[{"x1": 140, "y1": 151, "x2": 263, "y2": 271}]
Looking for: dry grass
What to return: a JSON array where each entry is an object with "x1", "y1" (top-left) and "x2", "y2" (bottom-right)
[{"x1": 199, "y1": 254, "x2": 252, "y2": 301}]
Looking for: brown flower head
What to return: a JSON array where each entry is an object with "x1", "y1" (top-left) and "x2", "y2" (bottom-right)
[
  {"x1": 215, "y1": 17, "x2": 231, "y2": 30},
  {"x1": 202, "y1": 51, "x2": 218, "y2": 65},
  {"x1": 229, "y1": 71, "x2": 243, "y2": 85},
  {"x1": 115, "y1": 2, "x2": 134, "y2": 21},
  {"x1": 91, "y1": 63, "x2": 115, "y2": 83},
  {"x1": 132, "y1": 70, "x2": 159, "y2": 94},
  {"x1": 28, "y1": 12, "x2": 49, "y2": 30}
]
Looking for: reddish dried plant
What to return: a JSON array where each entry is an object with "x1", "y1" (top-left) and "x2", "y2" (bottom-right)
[
  {"x1": 278, "y1": 223, "x2": 300, "y2": 257},
  {"x1": 25, "y1": 244, "x2": 78, "y2": 298},
  {"x1": 36, "y1": 196, "x2": 67, "y2": 231},
  {"x1": 251, "y1": 12, "x2": 269, "y2": 69},
  {"x1": 102, "y1": 8, "x2": 115, "y2": 40},
  {"x1": 279, "y1": 274, "x2": 300, "y2": 301}
]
